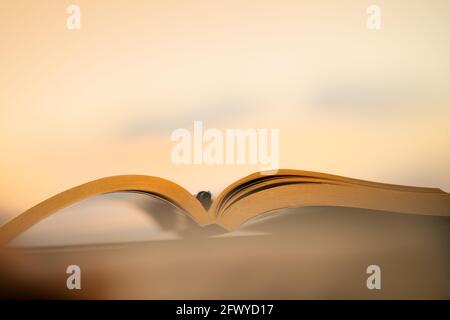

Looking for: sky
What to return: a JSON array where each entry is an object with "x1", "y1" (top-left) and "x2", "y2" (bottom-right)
[{"x1": 0, "y1": 0, "x2": 449, "y2": 228}]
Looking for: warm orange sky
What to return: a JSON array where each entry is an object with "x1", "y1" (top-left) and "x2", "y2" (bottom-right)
[{"x1": 1, "y1": 0, "x2": 449, "y2": 220}]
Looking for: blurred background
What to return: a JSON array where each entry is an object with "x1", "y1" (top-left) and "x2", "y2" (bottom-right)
[{"x1": 0, "y1": 0, "x2": 449, "y2": 245}]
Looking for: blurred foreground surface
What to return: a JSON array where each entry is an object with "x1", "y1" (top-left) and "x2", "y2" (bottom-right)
[{"x1": 0, "y1": 207, "x2": 449, "y2": 299}]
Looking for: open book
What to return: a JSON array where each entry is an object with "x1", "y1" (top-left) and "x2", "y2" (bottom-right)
[{"x1": 1, "y1": 169, "x2": 449, "y2": 246}]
